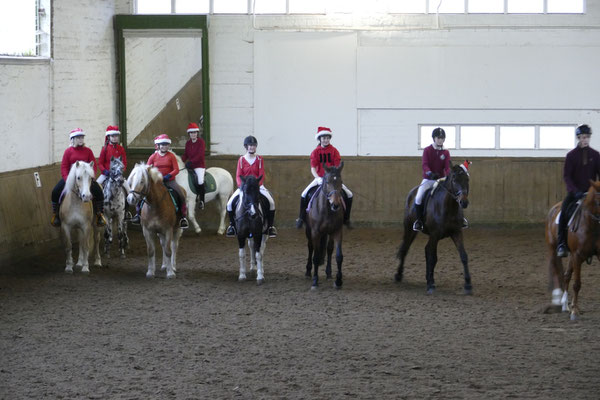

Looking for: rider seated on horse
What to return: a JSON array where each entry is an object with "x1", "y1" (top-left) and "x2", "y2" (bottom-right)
[
  {"x1": 295, "y1": 126, "x2": 353, "y2": 229},
  {"x1": 129, "y1": 134, "x2": 189, "y2": 229},
  {"x1": 225, "y1": 135, "x2": 277, "y2": 238},
  {"x1": 50, "y1": 128, "x2": 106, "y2": 228},
  {"x1": 96, "y1": 125, "x2": 131, "y2": 217},
  {"x1": 556, "y1": 124, "x2": 600, "y2": 257},
  {"x1": 182, "y1": 121, "x2": 206, "y2": 210},
  {"x1": 413, "y1": 127, "x2": 468, "y2": 232}
]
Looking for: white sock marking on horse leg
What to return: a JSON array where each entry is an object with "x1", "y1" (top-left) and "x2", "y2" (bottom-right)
[
  {"x1": 552, "y1": 288, "x2": 563, "y2": 305},
  {"x1": 238, "y1": 248, "x2": 247, "y2": 281},
  {"x1": 256, "y1": 251, "x2": 264, "y2": 281},
  {"x1": 561, "y1": 291, "x2": 569, "y2": 312}
]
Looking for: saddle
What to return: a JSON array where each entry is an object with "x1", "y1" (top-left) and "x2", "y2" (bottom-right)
[
  {"x1": 555, "y1": 199, "x2": 584, "y2": 231},
  {"x1": 417, "y1": 178, "x2": 446, "y2": 219},
  {"x1": 305, "y1": 185, "x2": 348, "y2": 213},
  {"x1": 165, "y1": 186, "x2": 183, "y2": 215},
  {"x1": 187, "y1": 169, "x2": 216, "y2": 195}
]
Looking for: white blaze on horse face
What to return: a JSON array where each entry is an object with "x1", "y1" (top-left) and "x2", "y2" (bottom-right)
[
  {"x1": 76, "y1": 163, "x2": 93, "y2": 202},
  {"x1": 249, "y1": 204, "x2": 256, "y2": 216}
]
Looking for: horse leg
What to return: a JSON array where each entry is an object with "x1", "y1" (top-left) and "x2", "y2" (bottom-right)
[
  {"x1": 325, "y1": 235, "x2": 334, "y2": 279},
  {"x1": 333, "y1": 232, "x2": 343, "y2": 289},
  {"x1": 92, "y1": 225, "x2": 103, "y2": 268},
  {"x1": 103, "y1": 217, "x2": 112, "y2": 257},
  {"x1": 217, "y1": 195, "x2": 228, "y2": 235},
  {"x1": 545, "y1": 246, "x2": 566, "y2": 313},
  {"x1": 238, "y1": 236, "x2": 247, "y2": 282},
  {"x1": 78, "y1": 226, "x2": 91, "y2": 274},
  {"x1": 569, "y1": 256, "x2": 583, "y2": 320},
  {"x1": 188, "y1": 195, "x2": 201, "y2": 234},
  {"x1": 62, "y1": 226, "x2": 74, "y2": 274},
  {"x1": 396, "y1": 225, "x2": 418, "y2": 282},
  {"x1": 311, "y1": 235, "x2": 324, "y2": 289},
  {"x1": 161, "y1": 232, "x2": 175, "y2": 279},
  {"x1": 255, "y1": 234, "x2": 266, "y2": 285},
  {"x1": 305, "y1": 227, "x2": 313, "y2": 279},
  {"x1": 248, "y1": 238, "x2": 257, "y2": 273},
  {"x1": 168, "y1": 229, "x2": 182, "y2": 279},
  {"x1": 450, "y1": 231, "x2": 472, "y2": 295},
  {"x1": 424, "y1": 237, "x2": 439, "y2": 294},
  {"x1": 143, "y1": 227, "x2": 156, "y2": 278},
  {"x1": 117, "y1": 214, "x2": 127, "y2": 258}
]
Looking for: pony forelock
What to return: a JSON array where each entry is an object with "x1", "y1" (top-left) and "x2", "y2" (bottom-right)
[{"x1": 65, "y1": 161, "x2": 94, "y2": 191}]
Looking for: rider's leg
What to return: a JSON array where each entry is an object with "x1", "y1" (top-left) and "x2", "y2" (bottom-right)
[
  {"x1": 296, "y1": 179, "x2": 318, "y2": 228},
  {"x1": 226, "y1": 190, "x2": 240, "y2": 237},
  {"x1": 261, "y1": 186, "x2": 277, "y2": 237},
  {"x1": 342, "y1": 185, "x2": 353, "y2": 229},
  {"x1": 195, "y1": 167, "x2": 206, "y2": 209},
  {"x1": 557, "y1": 192, "x2": 576, "y2": 257},
  {"x1": 413, "y1": 179, "x2": 431, "y2": 232},
  {"x1": 91, "y1": 180, "x2": 107, "y2": 227},
  {"x1": 50, "y1": 179, "x2": 65, "y2": 227},
  {"x1": 167, "y1": 181, "x2": 189, "y2": 229}
]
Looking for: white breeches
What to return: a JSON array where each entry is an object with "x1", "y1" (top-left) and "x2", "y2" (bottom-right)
[
  {"x1": 415, "y1": 179, "x2": 435, "y2": 205},
  {"x1": 194, "y1": 167, "x2": 205, "y2": 185},
  {"x1": 227, "y1": 185, "x2": 275, "y2": 211},
  {"x1": 301, "y1": 177, "x2": 353, "y2": 198}
]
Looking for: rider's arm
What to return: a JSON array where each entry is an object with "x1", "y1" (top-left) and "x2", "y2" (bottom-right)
[
  {"x1": 168, "y1": 153, "x2": 179, "y2": 177},
  {"x1": 311, "y1": 167, "x2": 320, "y2": 179},
  {"x1": 236, "y1": 157, "x2": 243, "y2": 187}
]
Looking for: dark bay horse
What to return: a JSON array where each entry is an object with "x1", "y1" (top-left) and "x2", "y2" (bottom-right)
[
  {"x1": 305, "y1": 163, "x2": 345, "y2": 290},
  {"x1": 396, "y1": 162, "x2": 472, "y2": 294},
  {"x1": 126, "y1": 163, "x2": 183, "y2": 279},
  {"x1": 545, "y1": 180, "x2": 600, "y2": 320},
  {"x1": 234, "y1": 175, "x2": 268, "y2": 284}
]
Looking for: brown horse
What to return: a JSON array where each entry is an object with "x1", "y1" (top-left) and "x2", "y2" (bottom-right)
[
  {"x1": 304, "y1": 163, "x2": 345, "y2": 289},
  {"x1": 545, "y1": 180, "x2": 600, "y2": 320},
  {"x1": 126, "y1": 163, "x2": 184, "y2": 279},
  {"x1": 396, "y1": 162, "x2": 472, "y2": 294}
]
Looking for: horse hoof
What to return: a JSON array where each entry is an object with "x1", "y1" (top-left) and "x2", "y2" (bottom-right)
[
  {"x1": 426, "y1": 288, "x2": 435, "y2": 295},
  {"x1": 256, "y1": 278, "x2": 265, "y2": 286},
  {"x1": 146, "y1": 273, "x2": 154, "y2": 279},
  {"x1": 65, "y1": 267, "x2": 73, "y2": 274},
  {"x1": 238, "y1": 276, "x2": 247, "y2": 282},
  {"x1": 166, "y1": 273, "x2": 176, "y2": 279},
  {"x1": 334, "y1": 282, "x2": 342, "y2": 290},
  {"x1": 464, "y1": 287, "x2": 473, "y2": 296},
  {"x1": 310, "y1": 285, "x2": 318, "y2": 291},
  {"x1": 394, "y1": 273, "x2": 403, "y2": 282},
  {"x1": 160, "y1": 265, "x2": 167, "y2": 271},
  {"x1": 570, "y1": 313, "x2": 579, "y2": 321},
  {"x1": 81, "y1": 268, "x2": 90, "y2": 275}
]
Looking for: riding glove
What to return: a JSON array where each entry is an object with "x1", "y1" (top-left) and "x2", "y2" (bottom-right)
[
  {"x1": 103, "y1": 169, "x2": 110, "y2": 176},
  {"x1": 185, "y1": 161, "x2": 193, "y2": 169},
  {"x1": 163, "y1": 174, "x2": 172, "y2": 182},
  {"x1": 426, "y1": 171, "x2": 440, "y2": 180}
]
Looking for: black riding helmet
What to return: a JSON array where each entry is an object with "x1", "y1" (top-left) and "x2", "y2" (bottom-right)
[
  {"x1": 432, "y1": 127, "x2": 446, "y2": 139},
  {"x1": 243, "y1": 135, "x2": 258, "y2": 149},
  {"x1": 576, "y1": 124, "x2": 592, "y2": 136}
]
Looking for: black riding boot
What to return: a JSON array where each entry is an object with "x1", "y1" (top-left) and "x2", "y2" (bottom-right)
[
  {"x1": 51, "y1": 202, "x2": 61, "y2": 227},
  {"x1": 197, "y1": 183, "x2": 205, "y2": 209},
  {"x1": 295, "y1": 196, "x2": 308, "y2": 229},
  {"x1": 267, "y1": 210, "x2": 277, "y2": 238},
  {"x1": 226, "y1": 209, "x2": 237, "y2": 237},
  {"x1": 413, "y1": 203, "x2": 424, "y2": 232},
  {"x1": 129, "y1": 200, "x2": 144, "y2": 225},
  {"x1": 557, "y1": 197, "x2": 572, "y2": 257},
  {"x1": 93, "y1": 200, "x2": 107, "y2": 227},
  {"x1": 343, "y1": 196, "x2": 353, "y2": 229}
]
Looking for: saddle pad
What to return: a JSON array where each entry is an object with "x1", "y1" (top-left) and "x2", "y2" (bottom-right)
[
  {"x1": 187, "y1": 171, "x2": 217, "y2": 195},
  {"x1": 167, "y1": 188, "x2": 180, "y2": 214}
]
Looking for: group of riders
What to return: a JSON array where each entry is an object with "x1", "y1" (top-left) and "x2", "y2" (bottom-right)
[{"x1": 49, "y1": 120, "x2": 596, "y2": 256}]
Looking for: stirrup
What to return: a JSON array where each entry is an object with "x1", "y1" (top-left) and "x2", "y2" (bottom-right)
[
  {"x1": 226, "y1": 224, "x2": 236, "y2": 237},
  {"x1": 557, "y1": 243, "x2": 568, "y2": 258},
  {"x1": 50, "y1": 214, "x2": 61, "y2": 227},
  {"x1": 124, "y1": 211, "x2": 133, "y2": 220},
  {"x1": 413, "y1": 220, "x2": 423, "y2": 232},
  {"x1": 268, "y1": 226, "x2": 277, "y2": 238},
  {"x1": 198, "y1": 200, "x2": 204, "y2": 210},
  {"x1": 180, "y1": 218, "x2": 189, "y2": 229},
  {"x1": 462, "y1": 218, "x2": 469, "y2": 229},
  {"x1": 295, "y1": 218, "x2": 304, "y2": 229},
  {"x1": 96, "y1": 213, "x2": 107, "y2": 227},
  {"x1": 129, "y1": 214, "x2": 141, "y2": 225}
]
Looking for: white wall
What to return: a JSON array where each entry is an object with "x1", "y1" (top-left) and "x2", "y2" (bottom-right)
[{"x1": 0, "y1": 0, "x2": 132, "y2": 173}]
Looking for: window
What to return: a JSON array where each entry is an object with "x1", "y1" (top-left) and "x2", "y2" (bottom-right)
[
  {"x1": 0, "y1": 0, "x2": 50, "y2": 57},
  {"x1": 135, "y1": 0, "x2": 586, "y2": 15},
  {"x1": 420, "y1": 124, "x2": 575, "y2": 150}
]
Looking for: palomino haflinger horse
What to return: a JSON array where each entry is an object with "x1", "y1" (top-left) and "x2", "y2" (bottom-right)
[
  {"x1": 545, "y1": 180, "x2": 600, "y2": 320},
  {"x1": 102, "y1": 156, "x2": 129, "y2": 258},
  {"x1": 304, "y1": 163, "x2": 345, "y2": 290},
  {"x1": 396, "y1": 161, "x2": 472, "y2": 294},
  {"x1": 174, "y1": 154, "x2": 234, "y2": 235},
  {"x1": 233, "y1": 175, "x2": 269, "y2": 285},
  {"x1": 59, "y1": 161, "x2": 103, "y2": 274},
  {"x1": 127, "y1": 163, "x2": 184, "y2": 279}
]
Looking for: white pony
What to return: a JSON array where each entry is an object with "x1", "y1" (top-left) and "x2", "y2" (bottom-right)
[
  {"x1": 102, "y1": 156, "x2": 129, "y2": 259},
  {"x1": 174, "y1": 154, "x2": 234, "y2": 235},
  {"x1": 127, "y1": 163, "x2": 183, "y2": 279},
  {"x1": 59, "y1": 161, "x2": 103, "y2": 274}
]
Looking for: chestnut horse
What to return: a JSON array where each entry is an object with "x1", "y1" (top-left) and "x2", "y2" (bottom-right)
[
  {"x1": 127, "y1": 163, "x2": 183, "y2": 279},
  {"x1": 304, "y1": 163, "x2": 345, "y2": 290},
  {"x1": 545, "y1": 180, "x2": 600, "y2": 320},
  {"x1": 396, "y1": 162, "x2": 472, "y2": 294},
  {"x1": 59, "y1": 161, "x2": 103, "y2": 274}
]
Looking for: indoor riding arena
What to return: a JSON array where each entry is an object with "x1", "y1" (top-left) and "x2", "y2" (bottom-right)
[{"x1": 2, "y1": 1, "x2": 600, "y2": 399}]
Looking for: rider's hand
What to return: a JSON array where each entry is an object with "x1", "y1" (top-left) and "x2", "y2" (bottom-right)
[
  {"x1": 317, "y1": 177, "x2": 323, "y2": 185},
  {"x1": 575, "y1": 191, "x2": 585, "y2": 199},
  {"x1": 163, "y1": 174, "x2": 172, "y2": 182},
  {"x1": 426, "y1": 171, "x2": 439, "y2": 180},
  {"x1": 102, "y1": 169, "x2": 110, "y2": 176},
  {"x1": 185, "y1": 161, "x2": 193, "y2": 169}
]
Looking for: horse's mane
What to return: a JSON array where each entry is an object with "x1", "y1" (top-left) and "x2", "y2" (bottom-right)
[
  {"x1": 130, "y1": 162, "x2": 162, "y2": 184},
  {"x1": 65, "y1": 161, "x2": 94, "y2": 191}
]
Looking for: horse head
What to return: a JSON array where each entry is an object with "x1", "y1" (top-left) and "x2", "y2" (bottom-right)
[
  {"x1": 448, "y1": 161, "x2": 470, "y2": 209},
  {"x1": 584, "y1": 180, "x2": 600, "y2": 219},
  {"x1": 126, "y1": 163, "x2": 150, "y2": 206},
  {"x1": 67, "y1": 161, "x2": 94, "y2": 202},
  {"x1": 240, "y1": 175, "x2": 262, "y2": 219},
  {"x1": 109, "y1": 156, "x2": 125, "y2": 180},
  {"x1": 323, "y1": 162, "x2": 344, "y2": 212}
]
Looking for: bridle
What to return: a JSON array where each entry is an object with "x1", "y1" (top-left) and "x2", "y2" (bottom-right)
[
  {"x1": 439, "y1": 169, "x2": 468, "y2": 205},
  {"x1": 128, "y1": 169, "x2": 149, "y2": 204}
]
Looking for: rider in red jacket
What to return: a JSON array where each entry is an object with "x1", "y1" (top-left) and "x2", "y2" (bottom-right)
[
  {"x1": 182, "y1": 122, "x2": 206, "y2": 209},
  {"x1": 97, "y1": 125, "x2": 127, "y2": 186}
]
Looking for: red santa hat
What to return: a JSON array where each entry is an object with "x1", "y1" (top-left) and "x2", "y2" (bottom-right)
[
  {"x1": 315, "y1": 126, "x2": 332, "y2": 141},
  {"x1": 69, "y1": 128, "x2": 85, "y2": 139},
  {"x1": 105, "y1": 125, "x2": 120, "y2": 136},
  {"x1": 187, "y1": 122, "x2": 200, "y2": 133},
  {"x1": 460, "y1": 160, "x2": 471, "y2": 175}
]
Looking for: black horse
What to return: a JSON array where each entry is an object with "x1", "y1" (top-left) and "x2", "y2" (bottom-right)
[
  {"x1": 234, "y1": 175, "x2": 269, "y2": 284},
  {"x1": 396, "y1": 162, "x2": 472, "y2": 294},
  {"x1": 305, "y1": 163, "x2": 345, "y2": 289}
]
